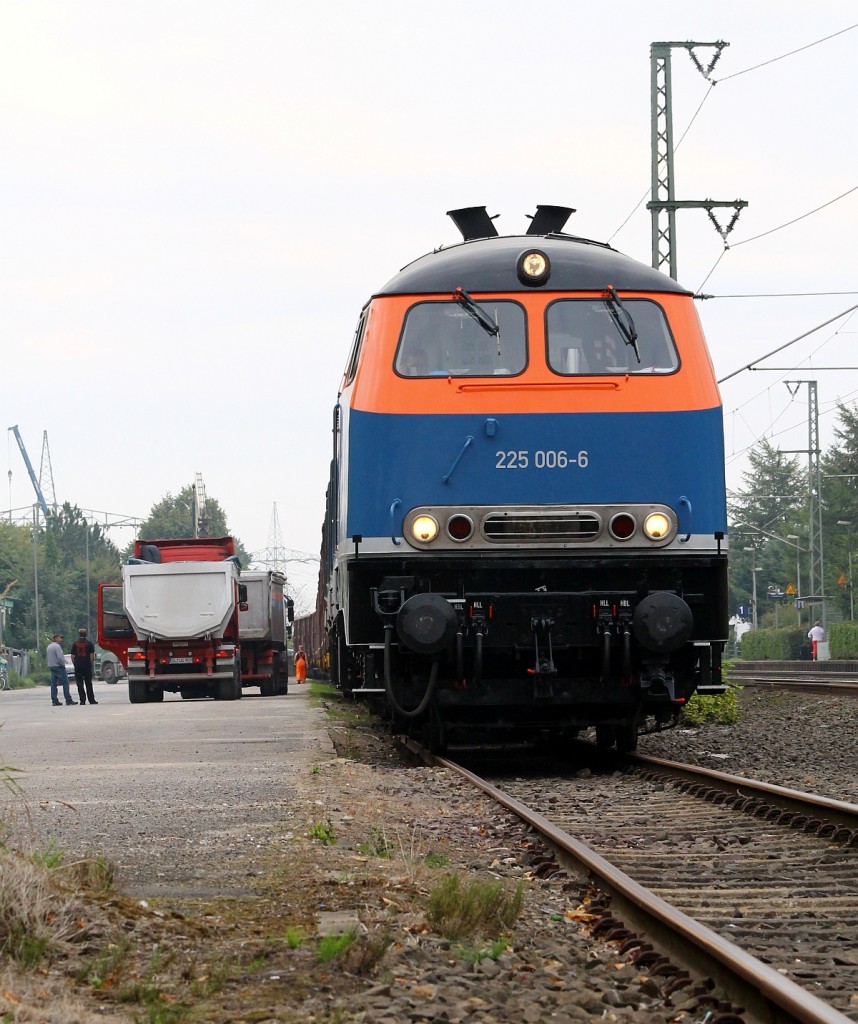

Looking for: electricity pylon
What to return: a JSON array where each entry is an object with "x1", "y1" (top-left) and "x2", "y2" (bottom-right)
[{"x1": 38, "y1": 431, "x2": 57, "y2": 511}]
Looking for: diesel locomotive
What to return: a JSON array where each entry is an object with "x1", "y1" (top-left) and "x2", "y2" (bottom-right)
[{"x1": 300, "y1": 205, "x2": 728, "y2": 751}]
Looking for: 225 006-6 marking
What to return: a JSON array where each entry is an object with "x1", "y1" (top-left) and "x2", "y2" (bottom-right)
[{"x1": 495, "y1": 449, "x2": 589, "y2": 469}]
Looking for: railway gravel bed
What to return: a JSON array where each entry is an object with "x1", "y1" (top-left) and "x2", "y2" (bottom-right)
[
  {"x1": 637, "y1": 687, "x2": 858, "y2": 804},
  {"x1": 2, "y1": 686, "x2": 856, "y2": 1023},
  {"x1": 480, "y1": 761, "x2": 858, "y2": 1021}
]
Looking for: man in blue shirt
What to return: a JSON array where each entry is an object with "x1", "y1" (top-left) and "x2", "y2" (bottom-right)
[{"x1": 46, "y1": 633, "x2": 76, "y2": 706}]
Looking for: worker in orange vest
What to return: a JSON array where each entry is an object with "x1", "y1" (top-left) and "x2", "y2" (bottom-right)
[{"x1": 295, "y1": 647, "x2": 308, "y2": 684}]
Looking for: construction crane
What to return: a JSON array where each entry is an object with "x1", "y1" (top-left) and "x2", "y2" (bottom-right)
[{"x1": 8, "y1": 425, "x2": 49, "y2": 517}]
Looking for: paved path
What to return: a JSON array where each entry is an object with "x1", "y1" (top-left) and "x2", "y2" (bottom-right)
[{"x1": 0, "y1": 681, "x2": 335, "y2": 896}]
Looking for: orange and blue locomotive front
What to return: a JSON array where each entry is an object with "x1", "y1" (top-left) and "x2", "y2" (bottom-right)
[{"x1": 328, "y1": 213, "x2": 728, "y2": 744}]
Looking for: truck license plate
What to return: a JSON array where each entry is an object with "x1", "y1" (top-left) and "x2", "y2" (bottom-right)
[{"x1": 169, "y1": 657, "x2": 193, "y2": 664}]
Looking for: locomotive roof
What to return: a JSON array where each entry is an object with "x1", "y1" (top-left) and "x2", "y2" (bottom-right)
[{"x1": 376, "y1": 234, "x2": 690, "y2": 296}]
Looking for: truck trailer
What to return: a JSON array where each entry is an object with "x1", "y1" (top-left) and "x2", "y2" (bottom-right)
[
  {"x1": 98, "y1": 536, "x2": 244, "y2": 703},
  {"x1": 238, "y1": 570, "x2": 293, "y2": 696}
]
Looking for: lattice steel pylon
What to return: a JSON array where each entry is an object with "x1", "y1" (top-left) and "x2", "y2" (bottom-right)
[
  {"x1": 251, "y1": 504, "x2": 319, "y2": 575},
  {"x1": 39, "y1": 431, "x2": 57, "y2": 511},
  {"x1": 255, "y1": 503, "x2": 288, "y2": 574},
  {"x1": 193, "y1": 472, "x2": 208, "y2": 537},
  {"x1": 648, "y1": 40, "x2": 748, "y2": 279}
]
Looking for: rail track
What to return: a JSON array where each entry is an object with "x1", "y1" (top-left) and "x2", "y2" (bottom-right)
[
  {"x1": 730, "y1": 662, "x2": 858, "y2": 696},
  {"x1": 409, "y1": 742, "x2": 858, "y2": 1024}
]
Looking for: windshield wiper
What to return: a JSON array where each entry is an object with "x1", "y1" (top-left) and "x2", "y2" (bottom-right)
[
  {"x1": 603, "y1": 285, "x2": 640, "y2": 363},
  {"x1": 453, "y1": 286, "x2": 500, "y2": 339}
]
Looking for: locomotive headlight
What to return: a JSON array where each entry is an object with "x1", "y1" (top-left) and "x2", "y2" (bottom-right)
[
  {"x1": 411, "y1": 514, "x2": 440, "y2": 543},
  {"x1": 643, "y1": 512, "x2": 672, "y2": 541},
  {"x1": 517, "y1": 249, "x2": 551, "y2": 286}
]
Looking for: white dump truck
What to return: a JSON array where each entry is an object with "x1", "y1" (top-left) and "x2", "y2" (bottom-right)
[
  {"x1": 238, "y1": 570, "x2": 293, "y2": 696},
  {"x1": 98, "y1": 536, "x2": 244, "y2": 703}
]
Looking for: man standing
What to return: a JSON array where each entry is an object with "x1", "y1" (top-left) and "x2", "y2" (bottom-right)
[
  {"x1": 70, "y1": 627, "x2": 97, "y2": 705},
  {"x1": 808, "y1": 620, "x2": 826, "y2": 661},
  {"x1": 46, "y1": 633, "x2": 76, "y2": 706}
]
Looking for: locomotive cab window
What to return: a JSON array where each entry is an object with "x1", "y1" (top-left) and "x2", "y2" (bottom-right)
[
  {"x1": 395, "y1": 300, "x2": 527, "y2": 377},
  {"x1": 546, "y1": 298, "x2": 679, "y2": 375}
]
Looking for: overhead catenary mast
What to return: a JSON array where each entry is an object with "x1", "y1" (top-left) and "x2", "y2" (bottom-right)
[{"x1": 648, "y1": 40, "x2": 748, "y2": 279}]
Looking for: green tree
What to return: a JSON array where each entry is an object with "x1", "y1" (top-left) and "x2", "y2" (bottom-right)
[
  {"x1": 131, "y1": 486, "x2": 251, "y2": 567},
  {"x1": 0, "y1": 520, "x2": 34, "y2": 648},
  {"x1": 729, "y1": 439, "x2": 806, "y2": 628},
  {"x1": 821, "y1": 402, "x2": 858, "y2": 620},
  {"x1": 0, "y1": 506, "x2": 121, "y2": 651}
]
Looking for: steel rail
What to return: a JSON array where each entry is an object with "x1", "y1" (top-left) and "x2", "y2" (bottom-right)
[
  {"x1": 434, "y1": 752, "x2": 854, "y2": 1024},
  {"x1": 730, "y1": 676, "x2": 858, "y2": 695},
  {"x1": 627, "y1": 753, "x2": 858, "y2": 832}
]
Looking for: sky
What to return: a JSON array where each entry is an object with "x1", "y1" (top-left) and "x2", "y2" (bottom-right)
[{"x1": 2, "y1": 2, "x2": 857, "y2": 613}]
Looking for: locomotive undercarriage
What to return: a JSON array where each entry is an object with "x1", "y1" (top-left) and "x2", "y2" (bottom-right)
[{"x1": 333, "y1": 551, "x2": 728, "y2": 751}]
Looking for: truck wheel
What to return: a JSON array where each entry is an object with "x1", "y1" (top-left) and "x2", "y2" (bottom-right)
[
  {"x1": 216, "y1": 675, "x2": 240, "y2": 700},
  {"x1": 102, "y1": 662, "x2": 116, "y2": 685},
  {"x1": 129, "y1": 680, "x2": 148, "y2": 704},
  {"x1": 260, "y1": 679, "x2": 274, "y2": 697},
  {"x1": 151, "y1": 687, "x2": 164, "y2": 702}
]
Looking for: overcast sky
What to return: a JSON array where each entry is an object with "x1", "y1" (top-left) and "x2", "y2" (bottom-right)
[{"x1": 2, "y1": 2, "x2": 856, "y2": 611}]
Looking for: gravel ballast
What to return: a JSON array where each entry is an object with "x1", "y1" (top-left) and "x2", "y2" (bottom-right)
[{"x1": 0, "y1": 683, "x2": 855, "y2": 1023}]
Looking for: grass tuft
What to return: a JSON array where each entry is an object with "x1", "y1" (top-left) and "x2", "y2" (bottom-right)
[
  {"x1": 0, "y1": 847, "x2": 85, "y2": 964},
  {"x1": 426, "y1": 873, "x2": 526, "y2": 941},
  {"x1": 316, "y1": 930, "x2": 356, "y2": 963},
  {"x1": 356, "y1": 826, "x2": 391, "y2": 859},
  {"x1": 308, "y1": 819, "x2": 336, "y2": 845}
]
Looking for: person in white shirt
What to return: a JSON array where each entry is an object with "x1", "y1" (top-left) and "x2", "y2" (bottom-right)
[{"x1": 807, "y1": 621, "x2": 826, "y2": 661}]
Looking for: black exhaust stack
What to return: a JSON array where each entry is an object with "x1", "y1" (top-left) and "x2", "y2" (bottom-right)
[
  {"x1": 447, "y1": 206, "x2": 499, "y2": 241},
  {"x1": 526, "y1": 205, "x2": 575, "y2": 235}
]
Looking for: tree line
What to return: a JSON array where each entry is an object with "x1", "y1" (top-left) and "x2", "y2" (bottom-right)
[
  {"x1": 730, "y1": 402, "x2": 858, "y2": 629},
  {"x1": 0, "y1": 486, "x2": 250, "y2": 653}
]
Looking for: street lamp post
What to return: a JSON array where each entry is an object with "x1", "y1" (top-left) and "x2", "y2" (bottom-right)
[
  {"x1": 787, "y1": 534, "x2": 802, "y2": 626},
  {"x1": 837, "y1": 520, "x2": 854, "y2": 621},
  {"x1": 743, "y1": 547, "x2": 763, "y2": 629},
  {"x1": 736, "y1": 525, "x2": 807, "y2": 627}
]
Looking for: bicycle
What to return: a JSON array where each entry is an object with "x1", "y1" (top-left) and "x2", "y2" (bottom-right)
[{"x1": 0, "y1": 668, "x2": 9, "y2": 691}]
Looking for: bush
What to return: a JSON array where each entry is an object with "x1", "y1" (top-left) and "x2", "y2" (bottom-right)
[
  {"x1": 682, "y1": 686, "x2": 740, "y2": 725},
  {"x1": 9, "y1": 671, "x2": 37, "y2": 690},
  {"x1": 828, "y1": 621, "x2": 858, "y2": 659},
  {"x1": 739, "y1": 626, "x2": 806, "y2": 660}
]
